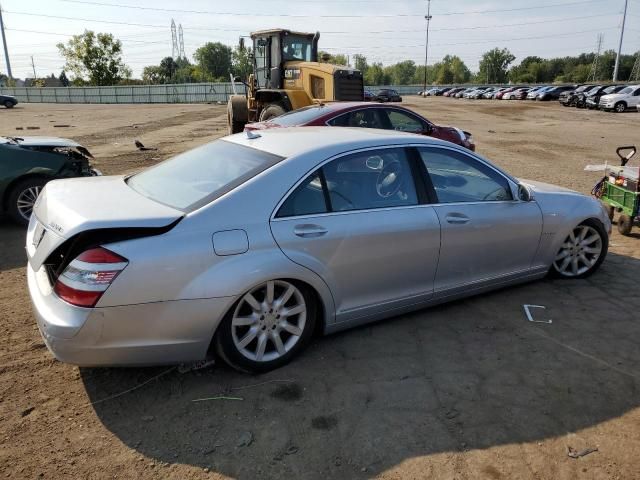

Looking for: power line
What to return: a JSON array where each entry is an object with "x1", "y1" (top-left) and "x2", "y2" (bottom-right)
[{"x1": 58, "y1": 0, "x2": 603, "y2": 17}]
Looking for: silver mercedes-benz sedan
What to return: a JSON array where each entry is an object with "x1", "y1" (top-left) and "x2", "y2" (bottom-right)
[{"x1": 26, "y1": 127, "x2": 611, "y2": 372}]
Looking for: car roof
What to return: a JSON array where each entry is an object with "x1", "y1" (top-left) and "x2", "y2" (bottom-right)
[{"x1": 223, "y1": 126, "x2": 448, "y2": 158}]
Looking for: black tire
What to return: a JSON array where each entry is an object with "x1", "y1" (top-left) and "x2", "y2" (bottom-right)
[
  {"x1": 617, "y1": 214, "x2": 633, "y2": 236},
  {"x1": 614, "y1": 102, "x2": 626, "y2": 113},
  {"x1": 258, "y1": 103, "x2": 287, "y2": 122},
  {"x1": 214, "y1": 281, "x2": 317, "y2": 373},
  {"x1": 549, "y1": 219, "x2": 608, "y2": 279},
  {"x1": 7, "y1": 177, "x2": 48, "y2": 226},
  {"x1": 227, "y1": 95, "x2": 248, "y2": 134},
  {"x1": 4, "y1": 100, "x2": 14, "y2": 109}
]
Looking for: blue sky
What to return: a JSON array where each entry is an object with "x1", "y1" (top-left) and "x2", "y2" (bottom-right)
[{"x1": 1, "y1": 0, "x2": 639, "y2": 79}]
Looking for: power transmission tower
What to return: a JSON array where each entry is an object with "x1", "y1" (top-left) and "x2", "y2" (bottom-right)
[
  {"x1": 178, "y1": 24, "x2": 185, "y2": 60},
  {"x1": 588, "y1": 33, "x2": 604, "y2": 82},
  {"x1": 171, "y1": 19, "x2": 179, "y2": 59},
  {"x1": 630, "y1": 51, "x2": 640, "y2": 82}
]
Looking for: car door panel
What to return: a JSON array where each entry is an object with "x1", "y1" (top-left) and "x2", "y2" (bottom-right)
[
  {"x1": 271, "y1": 206, "x2": 441, "y2": 320},
  {"x1": 417, "y1": 146, "x2": 543, "y2": 293},
  {"x1": 433, "y1": 202, "x2": 542, "y2": 292}
]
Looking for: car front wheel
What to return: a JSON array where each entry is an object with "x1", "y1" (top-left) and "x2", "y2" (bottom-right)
[
  {"x1": 8, "y1": 177, "x2": 48, "y2": 226},
  {"x1": 551, "y1": 221, "x2": 607, "y2": 279},
  {"x1": 215, "y1": 280, "x2": 317, "y2": 373},
  {"x1": 4, "y1": 100, "x2": 14, "y2": 108},
  {"x1": 614, "y1": 102, "x2": 626, "y2": 113}
]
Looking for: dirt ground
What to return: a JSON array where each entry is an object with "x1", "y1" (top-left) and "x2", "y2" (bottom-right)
[{"x1": 1, "y1": 98, "x2": 639, "y2": 480}]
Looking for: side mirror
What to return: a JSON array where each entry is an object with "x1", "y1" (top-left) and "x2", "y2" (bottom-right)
[
  {"x1": 423, "y1": 123, "x2": 434, "y2": 134},
  {"x1": 517, "y1": 184, "x2": 533, "y2": 202}
]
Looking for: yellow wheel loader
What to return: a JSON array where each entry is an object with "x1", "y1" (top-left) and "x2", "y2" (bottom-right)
[{"x1": 227, "y1": 29, "x2": 364, "y2": 133}]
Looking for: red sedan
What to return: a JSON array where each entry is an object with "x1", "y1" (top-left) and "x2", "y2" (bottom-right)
[{"x1": 244, "y1": 102, "x2": 475, "y2": 151}]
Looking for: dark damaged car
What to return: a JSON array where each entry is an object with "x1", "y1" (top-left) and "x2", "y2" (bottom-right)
[{"x1": 1, "y1": 137, "x2": 100, "y2": 225}]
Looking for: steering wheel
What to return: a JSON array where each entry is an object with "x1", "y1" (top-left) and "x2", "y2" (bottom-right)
[{"x1": 376, "y1": 160, "x2": 403, "y2": 199}]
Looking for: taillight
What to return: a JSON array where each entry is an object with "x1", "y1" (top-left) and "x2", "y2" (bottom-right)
[{"x1": 53, "y1": 247, "x2": 128, "y2": 308}]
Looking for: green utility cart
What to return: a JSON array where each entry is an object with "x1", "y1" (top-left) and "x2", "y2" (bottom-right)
[{"x1": 594, "y1": 146, "x2": 639, "y2": 236}]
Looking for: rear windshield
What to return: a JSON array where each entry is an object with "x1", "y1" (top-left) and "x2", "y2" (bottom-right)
[
  {"x1": 127, "y1": 140, "x2": 283, "y2": 211},
  {"x1": 270, "y1": 105, "x2": 329, "y2": 126}
]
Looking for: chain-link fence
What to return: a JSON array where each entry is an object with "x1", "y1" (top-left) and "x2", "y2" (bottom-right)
[{"x1": 0, "y1": 83, "x2": 427, "y2": 104}]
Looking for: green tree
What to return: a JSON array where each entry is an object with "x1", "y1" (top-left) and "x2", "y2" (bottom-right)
[
  {"x1": 59, "y1": 70, "x2": 69, "y2": 87},
  {"x1": 387, "y1": 60, "x2": 417, "y2": 85},
  {"x1": 353, "y1": 54, "x2": 368, "y2": 75},
  {"x1": 364, "y1": 62, "x2": 388, "y2": 85},
  {"x1": 318, "y1": 51, "x2": 348, "y2": 66},
  {"x1": 478, "y1": 48, "x2": 515, "y2": 83},
  {"x1": 57, "y1": 30, "x2": 131, "y2": 86},
  {"x1": 232, "y1": 46, "x2": 253, "y2": 80},
  {"x1": 193, "y1": 42, "x2": 233, "y2": 81}
]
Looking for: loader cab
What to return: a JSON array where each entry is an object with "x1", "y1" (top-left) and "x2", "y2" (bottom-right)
[{"x1": 251, "y1": 29, "x2": 319, "y2": 89}]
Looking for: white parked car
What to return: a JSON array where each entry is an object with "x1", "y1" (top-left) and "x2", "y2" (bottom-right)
[{"x1": 599, "y1": 85, "x2": 640, "y2": 112}]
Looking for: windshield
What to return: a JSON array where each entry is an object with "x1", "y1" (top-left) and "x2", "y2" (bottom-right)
[
  {"x1": 270, "y1": 105, "x2": 328, "y2": 126},
  {"x1": 127, "y1": 140, "x2": 283, "y2": 211},
  {"x1": 618, "y1": 86, "x2": 634, "y2": 94},
  {"x1": 603, "y1": 86, "x2": 618, "y2": 93},
  {"x1": 282, "y1": 35, "x2": 313, "y2": 61},
  {"x1": 585, "y1": 86, "x2": 600, "y2": 95}
]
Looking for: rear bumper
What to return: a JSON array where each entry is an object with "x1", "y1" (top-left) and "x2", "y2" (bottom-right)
[{"x1": 28, "y1": 264, "x2": 235, "y2": 366}]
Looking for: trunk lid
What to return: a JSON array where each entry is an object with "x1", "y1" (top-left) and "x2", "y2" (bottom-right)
[{"x1": 26, "y1": 175, "x2": 183, "y2": 270}]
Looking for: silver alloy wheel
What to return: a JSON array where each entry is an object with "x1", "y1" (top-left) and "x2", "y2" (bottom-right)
[
  {"x1": 231, "y1": 280, "x2": 306, "y2": 363},
  {"x1": 615, "y1": 102, "x2": 626, "y2": 113},
  {"x1": 16, "y1": 185, "x2": 42, "y2": 221},
  {"x1": 553, "y1": 225, "x2": 603, "y2": 277}
]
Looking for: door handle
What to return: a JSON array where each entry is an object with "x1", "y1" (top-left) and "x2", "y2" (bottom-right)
[
  {"x1": 445, "y1": 213, "x2": 470, "y2": 224},
  {"x1": 294, "y1": 224, "x2": 328, "y2": 238}
]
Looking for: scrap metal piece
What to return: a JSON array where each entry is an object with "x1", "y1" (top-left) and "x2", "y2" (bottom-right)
[{"x1": 523, "y1": 304, "x2": 552, "y2": 324}]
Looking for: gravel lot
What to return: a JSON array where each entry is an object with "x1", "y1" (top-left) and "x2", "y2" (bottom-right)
[{"x1": 1, "y1": 98, "x2": 639, "y2": 480}]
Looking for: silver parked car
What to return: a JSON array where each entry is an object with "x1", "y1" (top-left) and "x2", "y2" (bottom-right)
[{"x1": 27, "y1": 128, "x2": 611, "y2": 372}]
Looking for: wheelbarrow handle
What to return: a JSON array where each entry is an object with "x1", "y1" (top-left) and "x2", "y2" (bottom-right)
[{"x1": 616, "y1": 146, "x2": 636, "y2": 166}]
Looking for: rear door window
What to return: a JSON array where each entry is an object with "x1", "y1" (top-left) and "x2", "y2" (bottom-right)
[
  {"x1": 276, "y1": 147, "x2": 419, "y2": 217},
  {"x1": 327, "y1": 109, "x2": 387, "y2": 129}
]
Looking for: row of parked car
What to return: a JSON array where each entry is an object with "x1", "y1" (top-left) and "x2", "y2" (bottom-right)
[
  {"x1": 558, "y1": 84, "x2": 640, "y2": 112},
  {"x1": 422, "y1": 84, "x2": 640, "y2": 112}
]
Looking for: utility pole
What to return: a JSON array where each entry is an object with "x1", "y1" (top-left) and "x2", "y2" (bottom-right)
[
  {"x1": 423, "y1": 0, "x2": 432, "y2": 93},
  {"x1": 0, "y1": 4, "x2": 13, "y2": 80},
  {"x1": 613, "y1": 0, "x2": 628, "y2": 81},
  {"x1": 31, "y1": 56, "x2": 36, "y2": 79}
]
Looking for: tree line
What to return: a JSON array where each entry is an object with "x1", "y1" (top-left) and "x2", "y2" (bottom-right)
[{"x1": 9, "y1": 30, "x2": 637, "y2": 87}]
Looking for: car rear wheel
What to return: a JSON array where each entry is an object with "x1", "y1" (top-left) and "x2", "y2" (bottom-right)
[
  {"x1": 614, "y1": 102, "x2": 626, "y2": 113},
  {"x1": 7, "y1": 177, "x2": 48, "y2": 226},
  {"x1": 215, "y1": 280, "x2": 317, "y2": 373},
  {"x1": 551, "y1": 221, "x2": 607, "y2": 279}
]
